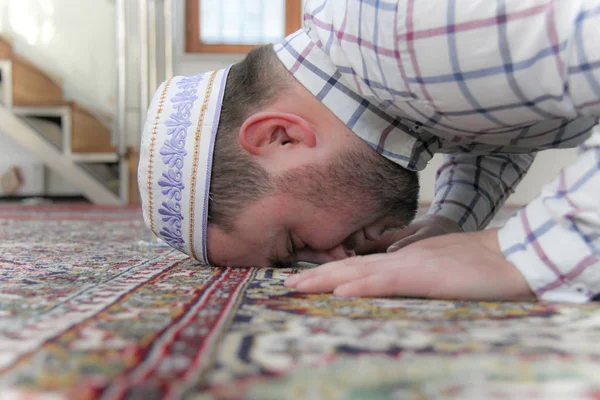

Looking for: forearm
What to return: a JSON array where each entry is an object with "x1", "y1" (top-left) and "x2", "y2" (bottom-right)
[
  {"x1": 358, "y1": 152, "x2": 536, "y2": 254},
  {"x1": 498, "y1": 127, "x2": 600, "y2": 303},
  {"x1": 428, "y1": 153, "x2": 536, "y2": 232}
]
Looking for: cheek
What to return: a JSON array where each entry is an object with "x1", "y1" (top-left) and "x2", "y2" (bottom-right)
[{"x1": 295, "y1": 204, "x2": 362, "y2": 250}]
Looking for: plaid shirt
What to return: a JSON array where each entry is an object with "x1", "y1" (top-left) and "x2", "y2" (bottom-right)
[{"x1": 274, "y1": 0, "x2": 600, "y2": 303}]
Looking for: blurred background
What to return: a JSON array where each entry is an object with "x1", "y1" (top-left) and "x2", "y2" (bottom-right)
[{"x1": 0, "y1": 0, "x2": 578, "y2": 207}]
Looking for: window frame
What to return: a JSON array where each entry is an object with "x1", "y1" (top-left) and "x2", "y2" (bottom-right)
[{"x1": 185, "y1": 0, "x2": 302, "y2": 54}]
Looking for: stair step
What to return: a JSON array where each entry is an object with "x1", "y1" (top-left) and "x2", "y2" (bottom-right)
[
  {"x1": 0, "y1": 103, "x2": 121, "y2": 204},
  {"x1": 0, "y1": 36, "x2": 125, "y2": 203},
  {"x1": 11, "y1": 55, "x2": 64, "y2": 106},
  {"x1": 23, "y1": 117, "x2": 62, "y2": 148},
  {"x1": 0, "y1": 37, "x2": 63, "y2": 106},
  {"x1": 0, "y1": 37, "x2": 12, "y2": 59},
  {"x1": 70, "y1": 102, "x2": 116, "y2": 154},
  {"x1": 0, "y1": 44, "x2": 114, "y2": 155},
  {"x1": 13, "y1": 104, "x2": 116, "y2": 155}
]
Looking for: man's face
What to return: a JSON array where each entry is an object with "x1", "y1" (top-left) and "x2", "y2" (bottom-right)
[{"x1": 207, "y1": 147, "x2": 419, "y2": 267}]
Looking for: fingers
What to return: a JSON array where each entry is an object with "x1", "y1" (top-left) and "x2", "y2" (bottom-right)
[
  {"x1": 295, "y1": 246, "x2": 351, "y2": 265},
  {"x1": 387, "y1": 233, "x2": 421, "y2": 252},
  {"x1": 285, "y1": 257, "x2": 357, "y2": 287},
  {"x1": 293, "y1": 264, "x2": 377, "y2": 293},
  {"x1": 334, "y1": 265, "x2": 438, "y2": 298},
  {"x1": 287, "y1": 248, "x2": 440, "y2": 299},
  {"x1": 285, "y1": 253, "x2": 391, "y2": 288},
  {"x1": 286, "y1": 229, "x2": 535, "y2": 301}
]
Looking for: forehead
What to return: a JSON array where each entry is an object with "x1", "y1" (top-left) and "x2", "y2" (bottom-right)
[{"x1": 206, "y1": 198, "x2": 286, "y2": 267}]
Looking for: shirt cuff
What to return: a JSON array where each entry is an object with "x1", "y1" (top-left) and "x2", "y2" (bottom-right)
[{"x1": 498, "y1": 201, "x2": 599, "y2": 303}]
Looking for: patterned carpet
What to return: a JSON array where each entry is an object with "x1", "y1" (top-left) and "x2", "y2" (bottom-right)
[{"x1": 1, "y1": 204, "x2": 600, "y2": 400}]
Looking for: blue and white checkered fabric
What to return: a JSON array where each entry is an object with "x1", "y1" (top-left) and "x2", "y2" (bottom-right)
[{"x1": 275, "y1": 0, "x2": 600, "y2": 302}]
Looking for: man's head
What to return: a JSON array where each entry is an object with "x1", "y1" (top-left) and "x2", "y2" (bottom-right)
[
  {"x1": 206, "y1": 45, "x2": 420, "y2": 267},
  {"x1": 139, "y1": 45, "x2": 419, "y2": 267}
]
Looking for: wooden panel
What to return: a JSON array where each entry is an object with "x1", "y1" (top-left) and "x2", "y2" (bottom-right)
[
  {"x1": 11, "y1": 55, "x2": 64, "y2": 106},
  {"x1": 285, "y1": 0, "x2": 303, "y2": 35},
  {"x1": 185, "y1": 0, "x2": 201, "y2": 53},
  {"x1": 70, "y1": 102, "x2": 116, "y2": 153},
  {"x1": 0, "y1": 37, "x2": 12, "y2": 59}
]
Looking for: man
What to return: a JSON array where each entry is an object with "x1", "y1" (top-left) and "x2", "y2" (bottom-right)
[{"x1": 139, "y1": 0, "x2": 599, "y2": 304}]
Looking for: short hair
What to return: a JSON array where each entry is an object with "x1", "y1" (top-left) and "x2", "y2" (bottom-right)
[{"x1": 208, "y1": 45, "x2": 292, "y2": 231}]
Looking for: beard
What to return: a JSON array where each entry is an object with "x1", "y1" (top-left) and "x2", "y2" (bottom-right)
[{"x1": 275, "y1": 146, "x2": 420, "y2": 232}]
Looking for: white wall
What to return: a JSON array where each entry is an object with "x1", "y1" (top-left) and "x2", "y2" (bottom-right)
[
  {"x1": 0, "y1": 0, "x2": 115, "y2": 196},
  {"x1": 0, "y1": 0, "x2": 116, "y2": 116}
]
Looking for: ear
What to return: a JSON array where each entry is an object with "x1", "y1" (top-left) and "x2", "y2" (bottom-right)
[{"x1": 239, "y1": 112, "x2": 317, "y2": 156}]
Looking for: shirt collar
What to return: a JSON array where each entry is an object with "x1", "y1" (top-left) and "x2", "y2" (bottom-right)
[{"x1": 274, "y1": 29, "x2": 431, "y2": 171}]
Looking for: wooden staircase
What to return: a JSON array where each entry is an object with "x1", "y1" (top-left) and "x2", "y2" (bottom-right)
[{"x1": 0, "y1": 36, "x2": 124, "y2": 205}]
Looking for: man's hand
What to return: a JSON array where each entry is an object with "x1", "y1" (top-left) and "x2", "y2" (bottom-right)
[
  {"x1": 285, "y1": 229, "x2": 535, "y2": 301},
  {"x1": 354, "y1": 215, "x2": 463, "y2": 255},
  {"x1": 387, "y1": 214, "x2": 463, "y2": 252}
]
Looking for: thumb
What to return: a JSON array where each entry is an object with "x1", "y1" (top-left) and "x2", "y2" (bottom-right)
[{"x1": 387, "y1": 233, "x2": 421, "y2": 253}]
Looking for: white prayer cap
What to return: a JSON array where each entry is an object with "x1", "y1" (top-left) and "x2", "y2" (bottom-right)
[{"x1": 138, "y1": 68, "x2": 231, "y2": 265}]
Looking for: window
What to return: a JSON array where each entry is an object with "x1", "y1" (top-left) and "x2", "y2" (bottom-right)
[{"x1": 185, "y1": 0, "x2": 302, "y2": 53}]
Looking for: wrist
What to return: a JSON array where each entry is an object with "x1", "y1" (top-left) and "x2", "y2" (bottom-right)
[
  {"x1": 428, "y1": 204, "x2": 478, "y2": 232},
  {"x1": 421, "y1": 214, "x2": 464, "y2": 233},
  {"x1": 478, "y1": 228, "x2": 536, "y2": 300},
  {"x1": 479, "y1": 228, "x2": 503, "y2": 255}
]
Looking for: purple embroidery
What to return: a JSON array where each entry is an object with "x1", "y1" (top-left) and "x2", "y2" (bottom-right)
[{"x1": 157, "y1": 74, "x2": 205, "y2": 251}]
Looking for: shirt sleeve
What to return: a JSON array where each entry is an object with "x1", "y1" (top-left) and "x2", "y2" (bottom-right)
[
  {"x1": 427, "y1": 153, "x2": 536, "y2": 232},
  {"x1": 424, "y1": 0, "x2": 600, "y2": 302},
  {"x1": 498, "y1": 127, "x2": 600, "y2": 303},
  {"x1": 498, "y1": 1, "x2": 600, "y2": 303}
]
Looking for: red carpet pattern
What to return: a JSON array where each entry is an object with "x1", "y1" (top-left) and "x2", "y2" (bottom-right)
[{"x1": 0, "y1": 204, "x2": 599, "y2": 399}]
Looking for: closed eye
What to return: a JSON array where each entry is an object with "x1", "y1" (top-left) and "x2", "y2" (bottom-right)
[{"x1": 288, "y1": 232, "x2": 297, "y2": 258}]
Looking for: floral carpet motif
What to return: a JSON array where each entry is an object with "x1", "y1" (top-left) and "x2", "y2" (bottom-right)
[{"x1": 0, "y1": 204, "x2": 599, "y2": 399}]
